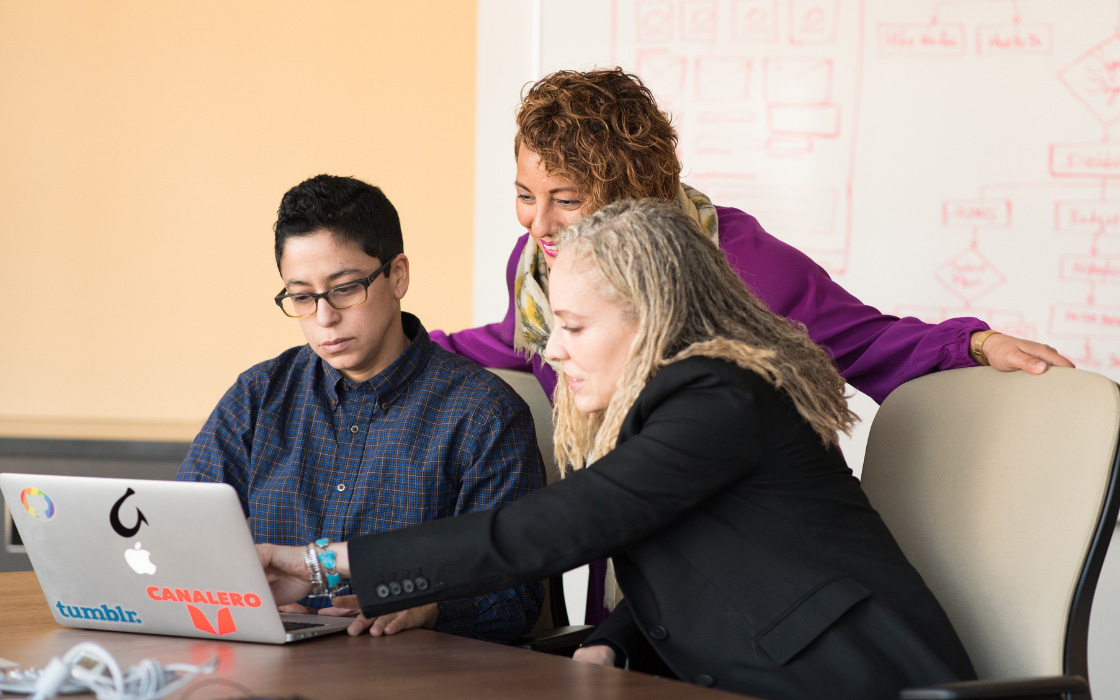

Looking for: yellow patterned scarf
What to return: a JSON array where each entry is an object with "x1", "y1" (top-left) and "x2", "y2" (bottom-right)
[{"x1": 512, "y1": 184, "x2": 719, "y2": 363}]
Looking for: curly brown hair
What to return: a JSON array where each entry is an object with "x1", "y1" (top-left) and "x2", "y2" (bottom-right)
[{"x1": 515, "y1": 68, "x2": 681, "y2": 213}]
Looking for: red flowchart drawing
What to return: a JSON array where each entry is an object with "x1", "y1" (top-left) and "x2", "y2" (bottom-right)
[
  {"x1": 610, "y1": 0, "x2": 863, "y2": 275},
  {"x1": 636, "y1": 49, "x2": 688, "y2": 98},
  {"x1": 766, "y1": 135, "x2": 814, "y2": 157},
  {"x1": 976, "y1": 24, "x2": 1052, "y2": 55},
  {"x1": 696, "y1": 57, "x2": 752, "y2": 100},
  {"x1": 732, "y1": 0, "x2": 778, "y2": 43},
  {"x1": 935, "y1": 248, "x2": 1006, "y2": 303},
  {"x1": 1050, "y1": 304, "x2": 1120, "y2": 339},
  {"x1": 636, "y1": 0, "x2": 675, "y2": 44},
  {"x1": 1054, "y1": 200, "x2": 1120, "y2": 235},
  {"x1": 695, "y1": 129, "x2": 763, "y2": 156},
  {"x1": 681, "y1": 0, "x2": 719, "y2": 43},
  {"x1": 1059, "y1": 35, "x2": 1120, "y2": 126},
  {"x1": 600, "y1": 0, "x2": 1120, "y2": 388},
  {"x1": 1049, "y1": 143, "x2": 1120, "y2": 178},
  {"x1": 791, "y1": 0, "x2": 838, "y2": 45},
  {"x1": 1060, "y1": 255, "x2": 1120, "y2": 284},
  {"x1": 763, "y1": 57, "x2": 833, "y2": 103},
  {"x1": 942, "y1": 199, "x2": 1011, "y2": 228},
  {"x1": 696, "y1": 110, "x2": 758, "y2": 124},
  {"x1": 879, "y1": 22, "x2": 966, "y2": 56}
]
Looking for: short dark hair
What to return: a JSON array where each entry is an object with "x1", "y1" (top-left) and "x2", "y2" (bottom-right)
[{"x1": 274, "y1": 174, "x2": 403, "y2": 270}]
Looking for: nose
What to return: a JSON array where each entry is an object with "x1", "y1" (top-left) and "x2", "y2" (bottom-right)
[
  {"x1": 531, "y1": 203, "x2": 555, "y2": 239},
  {"x1": 543, "y1": 329, "x2": 565, "y2": 363},
  {"x1": 314, "y1": 297, "x2": 341, "y2": 326}
]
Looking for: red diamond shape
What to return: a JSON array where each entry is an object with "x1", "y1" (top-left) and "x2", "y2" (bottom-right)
[
  {"x1": 1060, "y1": 35, "x2": 1120, "y2": 125},
  {"x1": 936, "y1": 248, "x2": 1006, "y2": 303}
]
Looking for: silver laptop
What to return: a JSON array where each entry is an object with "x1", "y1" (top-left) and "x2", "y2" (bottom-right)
[{"x1": 0, "y1": 472, "x2": 352, "y2": 644}]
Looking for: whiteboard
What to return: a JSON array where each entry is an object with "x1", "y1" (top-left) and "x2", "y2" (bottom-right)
[
  {"x1": 475, "y1": 0, "x2": 1117, "y2": 465},
  {"x1": 536, "y1": 0, "x2": 1120, "y2": 357}
]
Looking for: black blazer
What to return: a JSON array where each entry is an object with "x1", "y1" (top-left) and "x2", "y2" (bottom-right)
[{"x1": 350, "y1": 357, "x2": 974, "y2": 699}]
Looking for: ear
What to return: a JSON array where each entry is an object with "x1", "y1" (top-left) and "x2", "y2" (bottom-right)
[{"x1": 390, "y1": 254, "x2": 409, "y2": 301}]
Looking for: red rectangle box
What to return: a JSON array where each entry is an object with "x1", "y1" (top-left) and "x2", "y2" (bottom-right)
[
  {"x1": 879, "y1": 23, "x2": 966, "y2": 56},
  {"x1": 768, "y1": 104, "x2": 840, "y2": 136},
  {"x1": 1050, "y1": 143, "x2": 1120, "y2": 178},
  {"x1": 1060, "y1": 255, "x2": 1120, "y2": 284},
  {"x1": 767, "y1": 136, "x2": 814, "y2": 157},
  {"x1": 976, "y1": 24, "x2": 1052, "y2": 55},
  {"x1": 942, "y1": 199, "x2": 1011, "y2": 227},
  {"x1": 1049, "y1": 304, "x2": 1120, "y2": 338},
  {"x1": 1054, "y1": 200, "x2": 1120, "y2": 233}
]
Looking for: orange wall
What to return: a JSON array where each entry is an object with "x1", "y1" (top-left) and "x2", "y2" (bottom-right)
[{"x1": 0, "y1": 1, "x2": 477, "y2": 440}]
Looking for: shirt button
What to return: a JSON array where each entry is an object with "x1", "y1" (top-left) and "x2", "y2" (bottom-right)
[
  {"x1": 648, "y1": 625, "x2": 668, "y2": 640},
  {"x1": 376, "y1": 584, "x2": 390, "y2": 599},
  {"x1": 349, "y1": 425, "x2": 359, "y2": 434},
  {"x1": 336, "y1": 484, "x2": 346, "y2": 492},
  {"x1": 380, "y1": 402, "x2": 390, "y2": 411}
]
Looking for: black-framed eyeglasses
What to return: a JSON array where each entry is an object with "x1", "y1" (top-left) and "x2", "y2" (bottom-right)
[{"x1": 274, "y1": 256, "x2": 396, "y2": 318}]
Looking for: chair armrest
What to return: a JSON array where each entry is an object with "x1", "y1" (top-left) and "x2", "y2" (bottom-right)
[
  {"x1": 513, "y1": 625, "x2": 596, "y2": 655},
  {"x1": 900, "y1": 674, "x2": 1088, "y2": 699}
]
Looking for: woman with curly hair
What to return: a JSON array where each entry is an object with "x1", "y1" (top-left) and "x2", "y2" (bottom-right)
[
  {"x1": 430, "y1": 67, "x2": 1071, "y2": 625},
  {"x1": 434, "y1": 68, "x2": 1068, "y2": 403},
  {"x1": 259, "y1": 200, "x2": 976, "y2": 700}
]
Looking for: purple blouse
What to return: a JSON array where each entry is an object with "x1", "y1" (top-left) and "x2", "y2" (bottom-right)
[{"x1": 431, "y1": 205, "x2": 988, "y2": 405}]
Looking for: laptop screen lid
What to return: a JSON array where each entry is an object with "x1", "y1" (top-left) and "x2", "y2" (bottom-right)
[{"x1": 0, "y1": 472, "x2": 349, "y2": 644}]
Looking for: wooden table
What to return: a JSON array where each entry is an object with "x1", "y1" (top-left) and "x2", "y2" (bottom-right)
[{"x1": 0, "y1": 571, "x2": 745, "y2": 699}]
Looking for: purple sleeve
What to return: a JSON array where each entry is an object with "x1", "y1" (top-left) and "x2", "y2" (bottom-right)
[
  {"x1": 716, "y1": 206, "x2": 989, "y2": 404},
  {"x1": 430, "y1": 234, "x2": 560, "y2": 399}
]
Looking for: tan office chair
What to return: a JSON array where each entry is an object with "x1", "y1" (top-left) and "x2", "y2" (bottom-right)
[
  {"x1": 861, "y1": 366, "x2": 1120, "y2": 700},
  {"x1": 488, "y1": 368, "x2": 595, "y2": 653}
]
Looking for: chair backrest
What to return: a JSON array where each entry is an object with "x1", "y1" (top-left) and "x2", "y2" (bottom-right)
[
  {"x1": 487, "y1": 368, "x2": 568, "y2": 630},
  {"x1": 488, "y1": 368, "x2": 560, "y2": 485},
  {"x1": 861, "y1": 367, "x2": 1120, "y2": 683}
]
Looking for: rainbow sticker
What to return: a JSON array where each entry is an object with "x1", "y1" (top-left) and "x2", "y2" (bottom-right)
[{"x1": 20, "y1": 487, "x2": 55, "y2": 520}]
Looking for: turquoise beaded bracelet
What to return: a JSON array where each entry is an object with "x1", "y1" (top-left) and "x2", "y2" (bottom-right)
[{"x1": 306, "y1": 537, "x2": 342, "y2": 596}]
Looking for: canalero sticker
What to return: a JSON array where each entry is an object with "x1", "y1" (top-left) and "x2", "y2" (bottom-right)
[
  {"x1": 187, "y1": 605, "x2": 237, "y2": 636},
  {"x1": 147, "y1": 586, "x2": 263, "y2": 637}
]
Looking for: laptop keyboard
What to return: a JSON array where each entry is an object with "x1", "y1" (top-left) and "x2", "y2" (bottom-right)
[{"x1": 283, "y1": 620, "x2": 325, "y2": 632}]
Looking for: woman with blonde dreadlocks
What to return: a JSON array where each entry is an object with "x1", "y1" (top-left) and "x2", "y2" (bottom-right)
[{"x1": 257, "y1": 200, "x2": 976, "y2": 700}]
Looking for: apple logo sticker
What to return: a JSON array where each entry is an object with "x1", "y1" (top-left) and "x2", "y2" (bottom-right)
[{"x1": 125, "y1": 542, "x2": 157, "y2": 575}]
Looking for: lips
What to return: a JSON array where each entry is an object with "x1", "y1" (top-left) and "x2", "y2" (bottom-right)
[
  {"x1": 538, "y1": 238, "x2": 558, "y2": 258},
  {"x1": 320, "y1": 338, "x2": 353, "y2": 354}
]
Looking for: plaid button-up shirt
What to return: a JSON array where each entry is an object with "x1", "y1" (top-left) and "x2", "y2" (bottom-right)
[{"x1": 178, "y1": 313, "x2": 546, "y2": 642}]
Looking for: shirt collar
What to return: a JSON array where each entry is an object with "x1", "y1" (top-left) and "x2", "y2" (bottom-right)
[{"x1": 317, "y1": 312, "x2": 431, "y2": 409}]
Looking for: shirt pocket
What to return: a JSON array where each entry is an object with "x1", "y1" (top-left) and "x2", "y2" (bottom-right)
[{"x1": 754, "y1": 575, "x2": 871, "y2": 665}]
